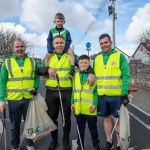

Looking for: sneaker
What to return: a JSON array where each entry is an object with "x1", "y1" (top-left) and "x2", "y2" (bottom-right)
[
  {"x1": 116, "y1": 146, "x2": 120, "y2": 150},
  {"x1": 63, "y1": 140, "x2": 70, "y2": 150},
  {"x1": 27, "y1": 146, "x2": 35, "y2": 150},
  {"x1": 94, "y1": 144, "x2": 101, "y2": 150},
  {"x1": 69, "y1": 70, "x2": 75, "y2": 79},
  {"x1": 48, "y1": 140, "x2": 58, "y2": 150},
  {"x1": 102, "y1": 141, "x2": 114, "y2": 150}
]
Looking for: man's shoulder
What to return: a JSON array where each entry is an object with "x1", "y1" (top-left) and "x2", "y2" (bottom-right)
[{"x1": 94, "y1": 52, "x2": 102, "y2": 59}]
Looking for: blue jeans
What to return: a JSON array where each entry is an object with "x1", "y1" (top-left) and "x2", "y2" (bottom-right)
[
  {"x1": 8, "y1": 98, "x2": 33, "y2": 149},
  {"x1": 76, "y1": 114, "x2": 99, "y2": 148}
]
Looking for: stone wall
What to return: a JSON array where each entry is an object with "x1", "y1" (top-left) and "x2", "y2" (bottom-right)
[{"x1": 130, "y1": 59, "x2": 150, "y2": 88}]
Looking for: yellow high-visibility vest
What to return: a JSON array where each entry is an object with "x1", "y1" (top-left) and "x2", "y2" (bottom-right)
[
  {"x1": 73, "y1": 72, "x2": 97, "y2": 115},
  {"x1": 6, "y1": 57, "x2": 35, "y2": 100},
  {"x1": 45, "y1": 53, "x2": 72, "y2": 87},
  {"x1": 94, "y1": 52, "x2": 122, "y2": 96}
]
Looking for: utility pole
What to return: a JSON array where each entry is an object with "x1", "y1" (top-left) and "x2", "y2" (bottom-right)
[{"x1": 108, "y1": 0, "x2": 117, "y2": 49}]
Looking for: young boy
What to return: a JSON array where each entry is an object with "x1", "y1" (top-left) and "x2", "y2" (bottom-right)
[
  {"x1": 46, "y1": 13, "x2": 75, "y2": 78},
  {"x1": 71, "y1": 55, "x2": 100, "y2": 150}
]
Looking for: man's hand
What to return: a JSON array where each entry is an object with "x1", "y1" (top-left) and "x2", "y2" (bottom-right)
[
  {"x1": 28, "y1": 88, "x2": 37, "y2": 96},
  {"x1": 37, "y1": 67, "x2": 49, "y2": 75},
  {"x1": 69, "y1": 70, "x2": 75, "y2": 79},
  {"x1": 0, "y1": 102, "x2": 6, "y2": 112},
  {"x1": 121, "y1": 95, "x2": 129, "y2": 106},
  {"x1": 71, "y1": 104, "x2": 75, "y2": 112},
  {"x1": 87, "y1": 74, "x2": 95, "y2": 86},
  {"x1": 48, "y1": 68, "x2": 57, "y2": 79},
  {"x1": 90, "y1": 105, "x2": 96, "y2": 113}
]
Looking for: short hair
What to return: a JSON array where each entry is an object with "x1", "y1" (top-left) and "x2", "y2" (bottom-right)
[
  {"x1": 13, "y1": 39, "x2": 25, "y2": 48},
  {"x1": 53, "y1": 35, "x2": 65, "y2": 41},
  {"x1": 54, "y1": 13, "x2": 65, "y2": 20},
  {"x1": 99, "y1": 33, "x2": 111, "y2": 41},
  {"x1": 79, "y1": 54, "x2": 90, "y2": 61}
]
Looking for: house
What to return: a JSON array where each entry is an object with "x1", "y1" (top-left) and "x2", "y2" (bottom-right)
[{"x1": 132, "y1": 42, "x2": 150, "y2": 64}]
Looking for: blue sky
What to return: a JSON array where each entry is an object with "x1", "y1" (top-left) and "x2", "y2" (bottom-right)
[{"x1": 0, "y1": 0, "x2": 150, "y2": 58}]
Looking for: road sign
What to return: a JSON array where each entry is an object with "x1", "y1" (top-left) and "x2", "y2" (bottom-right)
[{"x1": 86, "y1": 42, "x2": 91, "y2": 48}]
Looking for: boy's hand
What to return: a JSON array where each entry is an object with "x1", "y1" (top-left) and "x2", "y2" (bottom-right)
[
  {"x1": 87, "y1": 74, "x2": 95, "y2": 86},
  {"x1": 48, "y1": 68, "x2": 57, "y2": 78},
  {"x1": 90, "y1": 105, "x2": 96, "y2": 113},
  {"x1": 71, "y1": 104, "x2": 75, "y2": 112}
]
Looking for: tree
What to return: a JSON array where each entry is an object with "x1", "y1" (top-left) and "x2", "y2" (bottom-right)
[
  {"x1": 139, "y1": 28, "x2": 150, "y2": 44},
  {"x1": 0, "y1": 29, "x2": 30, "y2": 58}
]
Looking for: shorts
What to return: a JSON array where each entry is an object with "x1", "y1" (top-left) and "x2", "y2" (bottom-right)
[{"x1": 97, "y1": 95, "x2": 122, "y2": 118}]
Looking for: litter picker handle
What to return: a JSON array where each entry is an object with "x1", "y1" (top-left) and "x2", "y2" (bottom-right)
[
  {"x1": 56, "y1": 75, "x2": 65, "y2": 127},
  {"x1": 73, "y1": 113, "x2": 84, "y2": 150}
]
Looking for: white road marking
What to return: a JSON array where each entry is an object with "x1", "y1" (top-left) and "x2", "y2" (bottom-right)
[
  {"x1": 129, "y1": 111, "x2": 150, "y2": 130},
  {"x1": 130, "y1": 103, "x2": 150, "y2": 117}
]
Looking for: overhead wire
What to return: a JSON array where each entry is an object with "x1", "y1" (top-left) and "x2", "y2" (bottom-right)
[{"x1": 73, "y1": 0, "x2": 109, "y2": 46}]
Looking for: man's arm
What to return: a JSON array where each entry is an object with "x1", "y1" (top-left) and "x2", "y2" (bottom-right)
[
  {"x1": 120, "y1": 53, "x2": 130, "y2": 95},
  {"x1": 0, "y1": 61, "x2": 8, "y2": 102},
  {"x1": 34, "y1": 63, "x2": 40, "y2": 90},
  {"x1": 0, "y1": 62, "x2": 7, "y2": 112}
]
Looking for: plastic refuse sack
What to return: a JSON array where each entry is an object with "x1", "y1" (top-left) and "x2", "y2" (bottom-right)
[
  {"x1": 34, "y1": 93, "x2": 48, "y2": 111},
  {"x1": 21, "y1": 94, "x2": 57, "y2": 142},
  {"x1": 119, "y1": 104, "x2": 130, "y2": 150}
]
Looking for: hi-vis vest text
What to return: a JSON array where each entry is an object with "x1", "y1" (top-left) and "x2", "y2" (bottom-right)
[
  {"x1": 94, "y1": 52, "x2": 122, "y2": 96},
  {"x1": 45, "y1": 53, "x2": 71, "y2": 87},
  {"x1": 73, "y1": 72, "x2": 97, "y2": 115},
  {"x1": 51, "y1": 28, "x2": 67, "y2": 41},
  {"x1": 6, "y1": 57, "x2": 35, "y2": 100}
]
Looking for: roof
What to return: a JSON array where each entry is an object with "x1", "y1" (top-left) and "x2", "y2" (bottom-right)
[{"x1": 132, "y1": 42, "x2": 150, "y2": 57}]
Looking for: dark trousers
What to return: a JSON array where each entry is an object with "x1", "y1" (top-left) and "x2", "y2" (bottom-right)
[
  {"x1": 76, "y1": 114, "x2": 99, "y2": 148},
  {"x1": 8, "y1": 98, "x2": 33, "y2": 149},
  {"x1": 45, "y1": 89, "x2": 71, "y2": 142}
]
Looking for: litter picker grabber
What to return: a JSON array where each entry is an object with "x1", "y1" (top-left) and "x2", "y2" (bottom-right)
[
  {"x1": 3, "y1": 108, "x2": 6, "y2": 150},
  {"x1": 0, "y1": 114, "x2": 4, "y2": 140},
  {"x1": 0, "y1": 108, "x2": 7, "y2": 150},
  {"x1": 73, "y1": 113, "x2": 84, "y2": 150},
  {"x1": 111, "y1": 87, "x2": 138, "y2": 144},
  {"x1": 56, "y1": 75, "x2": 65, "y2": 127},
  {"x1": 111, "y1": 117, "x2": 119, "y2": 139}
]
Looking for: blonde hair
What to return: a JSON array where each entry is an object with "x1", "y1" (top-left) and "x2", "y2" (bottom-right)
[{"x1": 54, "y1": 13, "x2": 65, "y2": 21}]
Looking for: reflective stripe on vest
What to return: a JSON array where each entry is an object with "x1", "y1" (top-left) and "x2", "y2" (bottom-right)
[
  {"x1": 6, "y1": 57, "x2": 35, "y2": 100},
  {"x1": 45, "y1": 53, "x2": 71, "y2": 87},
  {"x1": 73, "y1": 72, "x2": 97, "y2": 115},
  {"x1": 94, "y1": 52, "x2": 122, "y2": 96}
]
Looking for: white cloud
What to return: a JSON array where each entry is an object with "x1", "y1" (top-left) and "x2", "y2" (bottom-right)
[
  {"x1": 20, "y1": 0, "x2": 95, "y2": 33},
  {"x1": 125, "y1": 3, "x2": 150, "y2": 42},
  {"x1": 0, "y1": 0, "x2": 20, "y2": 19},
  {"x1": 0, "y1": 22, "x2": 26, "y2": 34},
  {"x1": 0, "y1": 22, "x2": 47, "y2": 50}
]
